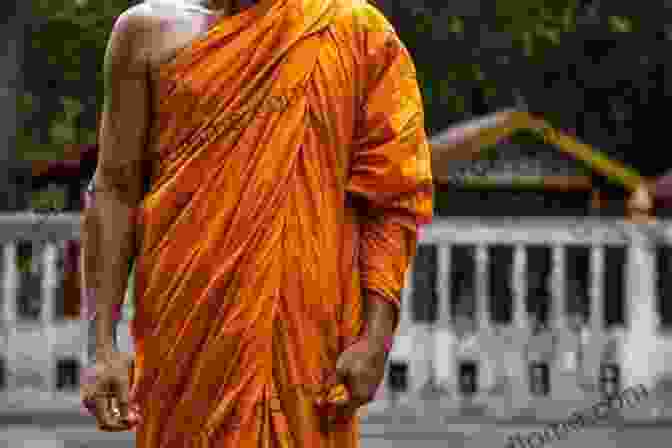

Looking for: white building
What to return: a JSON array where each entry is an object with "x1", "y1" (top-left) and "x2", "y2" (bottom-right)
[
  {"x1": 2, "y1": 211, "x2": 672, "y2": 419},
  {"x1": 3, "y1": 115, "x2": 672, "y2": 418}
]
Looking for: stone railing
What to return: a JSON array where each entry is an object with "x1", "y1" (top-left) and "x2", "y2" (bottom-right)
[
  {"x1": 377, "y1": 217, "x2": 672, "y2": 417},
  {"x1": 2, "y1": 213, "x2": 672, "y2": 417}
]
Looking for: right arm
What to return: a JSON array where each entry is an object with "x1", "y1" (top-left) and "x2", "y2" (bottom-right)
[{"x1": 81, "y1": 8, "x2": 150, "y2": 362}]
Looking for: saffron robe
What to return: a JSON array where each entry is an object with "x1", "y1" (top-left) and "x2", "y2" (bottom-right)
[{"x1": 129, "y1": 0, "x2": 433, "y2": 446}]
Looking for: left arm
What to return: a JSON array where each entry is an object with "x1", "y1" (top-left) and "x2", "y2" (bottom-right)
[
  {"x1": 358, "y1": 213, "x2": 417, "y2": 346},
  {"x1": 325, "y1": 12, "x2": 432, "y2": 421},
  {"x1": 349, "y1": 25, "x2": 432, "y2": 348}
]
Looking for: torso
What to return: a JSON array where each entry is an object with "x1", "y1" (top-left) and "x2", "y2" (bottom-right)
[
  {"x1": 141, "y1": 1, "x2": 228, "y2": 97},
  {"x1": 134, "y1": 0, "x2": 249, "y2": 152}
]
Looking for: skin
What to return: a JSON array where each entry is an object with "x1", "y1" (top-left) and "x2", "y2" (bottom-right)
[
  {"x1": 81, "y1": 0, "x2": 400, "y2": 432},
  {"x1": 80, "y1": 1, "x2": 152, "y2": 431}
]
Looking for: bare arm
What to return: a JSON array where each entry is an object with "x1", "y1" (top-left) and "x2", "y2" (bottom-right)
[{"x1": 81, "y1": 9, "x2": 150, "y2": 361}]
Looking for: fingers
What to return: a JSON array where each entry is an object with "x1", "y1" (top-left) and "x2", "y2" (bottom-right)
[
  {"x1": 330, "y1": 401, "x2": 361, "y2": 425},
  {"x1": 316, "y1": 370, "x2": 344, "y2": 407},
  {"x1": 322, "y1": 367, "x2": 363, "y2": 429},
  {"x1": 335, "y1": 360, "x2": 370, "y2": 408},
  {"x1": 316, "y1": 370, "x2": 348, "y2": 431},
  {"x1": 113, "y1": 374, "x2": 132, "y2": 426},
  {"x1": 327, "y1": 354, "x2": 386, "y2": 427},
  {"x1": 91, "y1": 393, "x2": 131, "y2": 431},
  {"x1": 82, "y1": 377, "x2": 138, "y2": 431},
  {"x1": 110, "y1": 363, "x2": 143, "y2": 429}
]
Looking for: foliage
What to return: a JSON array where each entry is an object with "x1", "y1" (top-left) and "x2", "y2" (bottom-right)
[
  {"x1": 20, "y1": 0, "x2": 132, "y2": 160},
  {"x1": 20, "y1": 0, "x2": 647, "y2": 168}
]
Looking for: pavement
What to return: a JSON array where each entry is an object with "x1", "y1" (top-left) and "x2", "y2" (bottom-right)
[
  {"x1": 4, "y1": 392, "x2": 672, "y2": 447},
  {"x1": 3, "y1": 423, "x2": 672, "y2": 448}
]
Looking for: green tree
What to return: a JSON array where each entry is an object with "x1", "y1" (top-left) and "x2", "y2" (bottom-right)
[
  {"x1": 21, "y1": 0, "x2": 133, "y2": 160},
  {"x1": 383, "y1": 1, "x2": 642, "y2": 139},
  {"x1": 23, "y1": 0, "x2": 645, "y2": 165}
]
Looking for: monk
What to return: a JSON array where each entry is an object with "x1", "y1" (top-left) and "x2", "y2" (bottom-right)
[{"x1": 79, "y1": 0, "x2": 432, "y2": 446}]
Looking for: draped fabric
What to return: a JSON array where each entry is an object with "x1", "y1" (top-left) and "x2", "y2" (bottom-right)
[{"x1": 128, "y1": 0, "x2": 432, "y2": 446}]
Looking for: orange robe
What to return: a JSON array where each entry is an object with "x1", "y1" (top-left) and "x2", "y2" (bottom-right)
[{"x1": 129, "y1": 0, "x2": 432, "y2": 446}]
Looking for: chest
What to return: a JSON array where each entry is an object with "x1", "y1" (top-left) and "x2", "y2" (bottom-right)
[{"x1": 144, "y1": 10, "x2": 215, "y2": 97}]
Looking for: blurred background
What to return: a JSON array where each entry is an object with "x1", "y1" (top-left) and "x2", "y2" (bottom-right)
[{"x1": 4, "y1": 0, "x2": 672, "y2": 446}]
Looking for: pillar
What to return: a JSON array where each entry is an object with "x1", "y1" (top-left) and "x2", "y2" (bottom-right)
[
  {"x1": 509, "y1": 244, "x2": 530, "y2": 409},
  {"x1": 42, "y1": 242, "x2": 56, "y2": 393},
  {"x1": 435, "y1": 245, "x2": 455, "y2": 392},
  {"x1": 475, "y1": 244, "x2": 490, "y2": 332},
  {"x1": 583, "y1": 245, "x2": 606, "y2": 387},
  {"x1": 2, "y1": 242, "x2": 17, "y2": 391},
  {"x1": 551, "y1": 245, "x2": 567, "y2": 331},
  {"x1": 474, "y1": 244, "x2": 494, "y2": 392},
  {"x1": 3, "y1": 242, "x2": 17, "y2": 323},
  {"x1": 513, "y1": 245, "x2": 528, "y2": 332},
  {"x1": 622, "y1": 223, "x2": 659, "y2": 390}
]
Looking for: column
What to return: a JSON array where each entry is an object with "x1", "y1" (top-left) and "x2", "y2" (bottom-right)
[
  {"x1": 584, "y1": 245, "x2": 605, "y2": 389},
  {"x1": 3, "y1": 242, "x2": 17, "y2": 323},
  {"x1": 623, "y1": 224, "x2": 659, "y2": 390},
  {"x1": 475, "y1": 244, "x2": 490, "y2": 331},
  {"x1": 589, "y1": 247, "x2": 605, "y2": 335},
  {"x1": 513, "y1": 245, "x2": 528, "y2": 331},
  {"x1": 435, "y1": 245, "x2": 455, "y2": 392},
  {"x1": 42, "y1": 242, "x2": 56, "y2": 394},
  {"x1": 437, "y1": 245, "x2": 452, "y2": 328},
  {"x1": 42, "y1": 243, "x2": 57, "y2": 325},
  {"x1": 474, "y1": 244, "x2": 493, "y2": 392},
  {"x1": 551, "y1": 245, "x2": 567, "y2": 330},
  {"x1": 508, "y1": 244, "x2": 529, "y2": 409},
  {"x1": 2, "y1": 242, "x2": 17, "y2": 391}
]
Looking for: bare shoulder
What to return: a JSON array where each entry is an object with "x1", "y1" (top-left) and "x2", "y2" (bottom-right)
[
  {"x1": 105, "y1": 3, "x2": 157, "y2": 65},
  {"x1": 110, "y1": 2, "x2": 156, "y2": 38},
  {"x1": 107, "y1": 1, "x2": 201, "y2": 66},
  {"x1": 107, "y1": 1, "x2": 202, "y2": 46}
]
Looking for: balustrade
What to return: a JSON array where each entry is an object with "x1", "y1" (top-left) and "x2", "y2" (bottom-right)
[
  {"x1": 0, "y1": 213, "x2": 671, "y2": 416},
  {"x1": 393, "y1": 217, "x2": 672, "y2": 414}
]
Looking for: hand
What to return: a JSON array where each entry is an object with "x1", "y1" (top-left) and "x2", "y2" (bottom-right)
[
  {"x1": 319, "y1": 336, "x2": 391, "y2": 429},
  {"x1": 80, "y1": 351, "x2": 142, "y2": 431}
]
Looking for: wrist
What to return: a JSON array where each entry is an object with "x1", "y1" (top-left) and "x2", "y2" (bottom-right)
[
  {"x1": 363, "y1": 291, "x2": 398, "y2": 336},
  {"x1": 95, "y1": 345, "x2": 118, "y2": 363},
  {"x1": 94, "y1": 315, "x2": 118, "y2": 358},
  {"x1": 357, "y1": 328, "x2": 394, "y2": 353},
  {"x1": 369, "y1": 334, "x2": 394, "y2": 352}
]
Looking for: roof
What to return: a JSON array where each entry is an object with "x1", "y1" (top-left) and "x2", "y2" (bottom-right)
[{"x1": 429, "y1": 110, "x2": 644, "y2": 192}]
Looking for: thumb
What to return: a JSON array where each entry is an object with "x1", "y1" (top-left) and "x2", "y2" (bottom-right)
[
  {"x1": 328, "y1": 363, "x2": 351, "y2": 404},
  {"x1": 324, "y1": 365, "x2": 351, "y2": 420},
  {"x1": 113, "y1": 371, "x2": 132, "y2": 425},
  {"x1": 315, "y1": 367, "x2": 348, "y2": 408}
]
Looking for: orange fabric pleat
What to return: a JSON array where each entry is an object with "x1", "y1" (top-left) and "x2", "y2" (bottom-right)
[{"x1": 129, "y1": 0, "x2": 432, "y2": 446}]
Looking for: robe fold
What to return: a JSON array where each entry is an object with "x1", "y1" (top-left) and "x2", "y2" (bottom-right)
[{"x1": 129, "y1": 0, "x2": 432, "y2": 446}]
